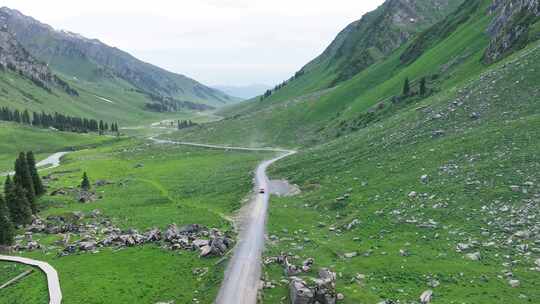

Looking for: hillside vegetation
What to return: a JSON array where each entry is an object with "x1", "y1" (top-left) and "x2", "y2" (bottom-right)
[
  {"x1": 262, "y1": 39, "x2": 540, "y2": 304},
  {"x1": 0, "y1": 122, "x2": 113, "y2": 172},
  {"x1": 160, "y1": 0, "x2": 540, "y2": 303}
]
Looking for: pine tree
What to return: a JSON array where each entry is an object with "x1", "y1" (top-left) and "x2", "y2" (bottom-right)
[
  {"x1": 81, "y1": 172, "x2": 91, "y2": 191},
  {"x1": 419, "y1": 77, "x2": 427, "y2": 96},
  {"x1": 5, "y1": 177, "x2": 32, "y2": 226},
  {"x1": 14, "y1": 152, "x2": 35, "y2": 210},
  {"x1": 26, "y1": 151, "x2": 45, "y2": 196},
  {"x1": 402, "y1": 77, "x2": 410, "y2": 96},
  {"x1": 0, "y1": 193, "x2": 15, "y2": 245}
]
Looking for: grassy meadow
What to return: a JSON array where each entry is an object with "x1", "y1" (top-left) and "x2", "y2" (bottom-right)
[
  {"x1": 0, "y1": 127, "x2": 273, "y2": 304},
  {"x1": 259, "y1": 42, "x2": 540, "y2": 303}
]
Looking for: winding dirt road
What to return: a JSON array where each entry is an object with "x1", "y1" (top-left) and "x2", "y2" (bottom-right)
[{"x1": 150, "y1": 138, "x2": 296, "y2": 304}]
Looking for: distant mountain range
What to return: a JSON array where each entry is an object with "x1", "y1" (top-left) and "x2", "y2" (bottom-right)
[
  {"x1": 0, "y1": 7, "x2": 235, "y2": 107},
  {"x1": 213, "y1": 84, "x2": 272, "y2": 100}
]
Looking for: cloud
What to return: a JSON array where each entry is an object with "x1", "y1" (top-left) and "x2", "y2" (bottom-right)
[{"x1": 2, "y1": 0, "x2": 384, "y2": 86}]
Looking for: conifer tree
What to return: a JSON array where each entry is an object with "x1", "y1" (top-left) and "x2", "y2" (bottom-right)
[
  {"x1": 26, "y1": 151, "x2": 45, "y2": 196},
  {"x1": 99, "y1": 120, "x2": 104, "y2": 135},
  {"x1": 81, "y1": 172, "x2": 91, "y2": 191},
  {"x1": 14, "y1": 152, "x2": 35, "y2": 209},
  {"x1": 403, "y1": 77, "x2": 410, "y2": 96},
  {"x1": 0, "y1": 193, "x2": 15, "y2": 245},
  {"x1": 419, "y1": 77, "x2": 427, "y2": 96},
  {"x1": 5, "y1": 177, "x2": 32, "y2": 226}
]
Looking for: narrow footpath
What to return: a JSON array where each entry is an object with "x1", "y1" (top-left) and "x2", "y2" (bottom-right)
[{"x1": 0, "y1": 255, "x2": 62, "y2": 304}]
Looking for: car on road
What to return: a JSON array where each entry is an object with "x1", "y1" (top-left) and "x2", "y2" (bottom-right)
[{"x1": 259, "y1": 188, "x2": 265, "y2": 194}]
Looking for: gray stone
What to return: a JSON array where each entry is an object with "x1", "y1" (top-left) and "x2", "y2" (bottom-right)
[
  {"x1": 289, "y1": 277, "x2": 314, "y2": 304},
  {"x1": 79, "y1": 241, "x2": 97, "y2": 251},
  {"x1": 420, "y1": 290, "x2": 433, "y2": 304}
]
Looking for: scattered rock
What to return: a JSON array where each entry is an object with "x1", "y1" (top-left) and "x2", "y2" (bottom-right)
[
  {"x1": 510, "y1": 185, "x2": 521, "y2": 192},
  {"x1": 79, "y1": 241, "x2": 97, "y2": 251},
  {"x1": 465, "y1": 252, "x2": 482, "y2": 261},
  {"x1": 289, "y1": 277, "x2": 314, "y2": 304},
  {"x1": 420, "y1": 290, "x2": 433, "y2": 304},
  {"x1": 509, "y1": 279, "x2": 520, "y2": 288}
]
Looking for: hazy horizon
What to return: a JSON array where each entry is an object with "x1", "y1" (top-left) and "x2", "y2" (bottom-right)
[{"x1": 1, "y1": 0, "x2": 384, "y2": 87}]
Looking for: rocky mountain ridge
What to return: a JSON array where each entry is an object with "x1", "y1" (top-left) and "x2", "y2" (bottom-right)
[
  {"x1": 0, "y1": 26, "x2": 77, "y2": 95},
  {"x1": 302, "y1": 0, "x2": 463, "y2": 85},
  {"x1": 484, "y1": 0, "x2": 540, "y2": 63},
  {"x1": 0, "y1": 7, "x2": 233, "y2": 106}
]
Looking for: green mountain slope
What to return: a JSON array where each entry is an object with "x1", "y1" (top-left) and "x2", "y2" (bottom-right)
[
  {"x1": 160, "y1": 0, "x2": 540, "y2": 302},
  {"x1": 0, "y1": 7, "x2": 235, "y2": 107},
  {"x1": 263, "y1": 39, "x2": 540, "y2": 304},
  {"x1": 232, "y1": 0, "x2": 464, "y2": 110},
  {"x1": 169, "y1": 0, "x2": 538, "y2": 148}
]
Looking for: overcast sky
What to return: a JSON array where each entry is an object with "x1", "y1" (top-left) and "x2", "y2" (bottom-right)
[{"x1": 2, "y1": 0, "x2": 384, "y2": 87}]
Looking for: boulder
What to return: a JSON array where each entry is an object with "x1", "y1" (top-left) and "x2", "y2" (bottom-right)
[
  {"x1": 164, "y1": 224, "x2": 179, "y2": 241},
  {"x1": 289, "y1": 277, "x2": 314, "y2": 304},
  {"x1": 344, "y1": 252, "x2": 357, "y2": 258},
  {"x1": 179, "y1": 224, "x2": 202, "y2": 234},
  {"x1": 509, "y1": 279, "x2": 520, "y2": 288},
  {"x1": 79, "y1": 241, "x2": 97, "y2": 251},
  {"x1": 199, "y1": 245, "x2": 212, "y2": 257},
  {"x1": 145, "y1": 228, "x2": 162, "y2": 242},
  {"x1": 192, "y1": 239, "x2": 209, "y2": 248},
  {"x1": 78, "y1": 191, "x2": 98, "y2": 203},
  {"x1": 510, "y1": 185, "x2": 521, "y2": 192},
  {"x1": 63, "y1": 244, "x2": 77, "y2": 254},
  {"x1": 420, "y1": 290, "x2": 433, "y2": 304},
  {"x1": 465, "y1": 252, "x2": 482, "y2": 261}
]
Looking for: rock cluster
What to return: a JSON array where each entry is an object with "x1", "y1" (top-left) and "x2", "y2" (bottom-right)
[
  {"x1": 50, "y1": 187, "x2": 101, "y2": 203},
  {"x1": 289, "y1": 269, "x2": 339, "y2": 304},
  {"x1": 15, "y1": 211, "x2": 233, "y2": 258},
  {"x1": 265, "y1": 253, "x2": 341, "y2": 303}
]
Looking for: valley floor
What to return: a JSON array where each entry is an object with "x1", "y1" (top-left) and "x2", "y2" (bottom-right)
[{"x1": 0, "y1": 125, "x2": 272, "y2": 304}]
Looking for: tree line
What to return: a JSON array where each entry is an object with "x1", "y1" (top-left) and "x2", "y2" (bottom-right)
[
  {"x1": 0, "y1": 106, "x2": 119, "y2": 135},
  {"x1": 177, "y1": 120, "x2": 197, "y2": 130},
  {"x1": 259, "y1": 69, "x2": 305, "y2": 101},
  {"x1": 0, "y1": 152, "x2": 45, "y2": 245}
]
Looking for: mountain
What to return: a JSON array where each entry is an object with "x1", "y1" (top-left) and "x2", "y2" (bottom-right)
[
  {"x1": 0, "y1": 7, "x2": 234, "y2": 107},
  {"x1": 242, "y1": 0, "x2": 464, "y2": 105},
  {"x1": 163, "y1": 0, "x2": 540, "y2": 302},
  {"x1": 213, "y1": 84, "x2": 272, "y2": 100},
  {"x1": 304, "y1": 0, "x2": 464, "y2": 85},
  {"x1": 0, "y1": 26, "x2": 77, "y2": 96},
  {"x1": 178, "y1": 0, "x2": 540, "y2": 148}
]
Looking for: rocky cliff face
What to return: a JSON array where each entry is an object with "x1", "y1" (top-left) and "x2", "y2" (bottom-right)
[
  {"x1": 484, "y1": 0, "x2": 540, "y2": 63},
  {"x1": 0, "y1": 26, "x2": 77, "y2": 95},
  {"x1": 305, "y1": 0, "x2": 463, "y2": 84},
  {"x1": 0, "y1": 27, "x2": 49, "y2": 80},
  {"x1": 0, "y1": 7, "x2": 232, "y2": 106}
]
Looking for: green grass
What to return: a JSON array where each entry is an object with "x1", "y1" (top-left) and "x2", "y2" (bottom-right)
[
  {"x1": 0, "y1": 128, "x2": 273, "y2": 304},
  {"x1": 0, "y1": 122, "x2": 114, "y2": 173},
  {"x1": 162, "y1": 0, "x2": 495, "y2": 149},
  {"x1": 260, "y1": 41, "x2": 540, "y2": 303},
  {"x1": 0, "y1": 262, "x2": 49, "y2": 303},
  {"x1": 0, "y1": 68, "x2": 215, "y2": 126}
]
